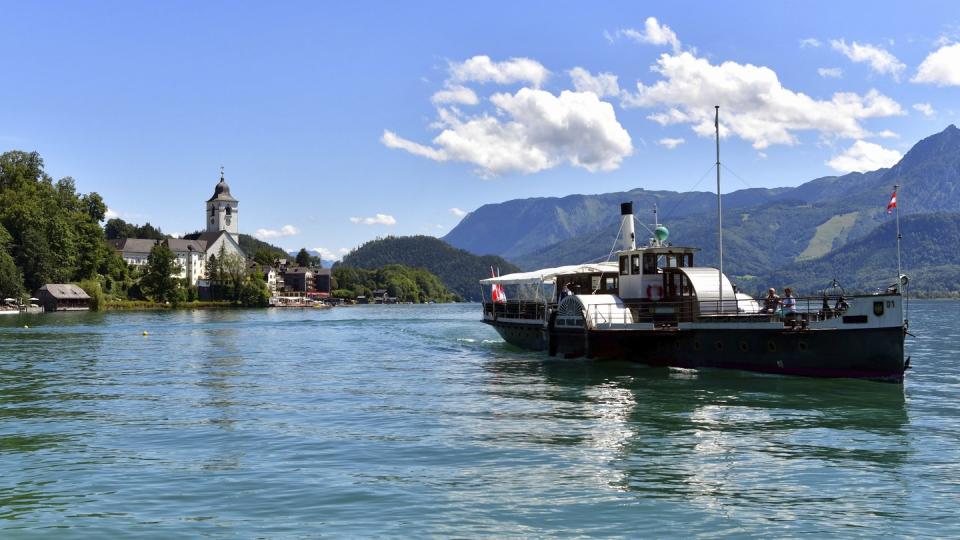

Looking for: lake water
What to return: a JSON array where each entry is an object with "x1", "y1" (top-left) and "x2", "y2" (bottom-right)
[{"x1": 1, "y1": 300, "x2": 959, "y2": 538}]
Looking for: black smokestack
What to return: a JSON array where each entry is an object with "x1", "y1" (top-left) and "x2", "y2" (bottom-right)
[{"x1": 620, "y1": 202, "x2": 633, "y2": 216}]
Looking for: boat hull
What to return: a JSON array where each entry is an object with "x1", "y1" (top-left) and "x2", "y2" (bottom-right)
[{"x1": 485, "y1": 320, "x2": 906, "y2": 382}]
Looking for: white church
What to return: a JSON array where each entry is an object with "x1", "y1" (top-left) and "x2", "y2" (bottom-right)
[{"x1": 110, "y1": 170, "x2": 247, "y2": 285}]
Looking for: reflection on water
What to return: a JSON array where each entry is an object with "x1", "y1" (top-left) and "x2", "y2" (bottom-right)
[{"x1": 0, "y1": 303, "x2": 957, "y2": 537}]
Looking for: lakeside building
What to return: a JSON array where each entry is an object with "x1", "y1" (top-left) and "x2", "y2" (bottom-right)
[
  {"x1": 280, "y1": 266, "x2": 331, "y2": 297},
  {"x1": 109, "y1": 170, "x2": 246, "y2": 286},
  {"x1": 37, "y1": 284, "x2": 91, "y2": 312}
]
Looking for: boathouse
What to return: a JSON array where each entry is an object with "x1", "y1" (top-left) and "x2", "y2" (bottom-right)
[{"x1": 37, "y1": 284, "x2": 91, "y2": 312}]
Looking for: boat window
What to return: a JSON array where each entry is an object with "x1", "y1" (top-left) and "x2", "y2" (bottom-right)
[
  {"x1": 619, "y1": 256, "x2": 628, "y2": 276},
  {"x1": 685, "y1": 254, "x2": 694, "y2": 267},
  {"x1": 605, "y1": 276, "x2": 617, "y2": 290},
  {"x1": 665, "y1": 254, "x2": 676, "y2": 268},
  {"x1": 643, "y1": 253, "x2": 656, "y2": 274},
  {"x1": 631, "y1": 254, "x2": 640, "y2": 275},
  {"x1": 591, "y1": 276, "x2": 600, "y2": 291}
]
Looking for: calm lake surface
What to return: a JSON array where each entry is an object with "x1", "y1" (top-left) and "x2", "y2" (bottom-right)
[{"x1": 1, "y1": 300, "x2": 958, "y2": 538}]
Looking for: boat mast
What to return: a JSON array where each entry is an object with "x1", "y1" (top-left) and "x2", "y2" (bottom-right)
[{"x1": 715, "y1": 106, "x2": 724, "y2": 306}]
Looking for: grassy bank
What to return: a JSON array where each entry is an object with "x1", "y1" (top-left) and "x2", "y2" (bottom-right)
[{"x1": 104, "y1": 300, "x2": 241, "y2": 311}]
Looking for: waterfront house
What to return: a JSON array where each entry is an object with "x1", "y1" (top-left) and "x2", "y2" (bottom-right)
[
  {"x1": 371, "y1": 289, "x2": 389, "y2": 304},
  {"x1": 37, "y1": 284, "x2": 91, "y2": 312}
]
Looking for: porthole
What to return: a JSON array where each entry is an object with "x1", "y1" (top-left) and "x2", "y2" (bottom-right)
[
  {"x1": 767, "y1": 341, "x2": 777, "y2": 352},
  {"x1": 739, "y1": 341, "x2": 749, "y2": 352}
]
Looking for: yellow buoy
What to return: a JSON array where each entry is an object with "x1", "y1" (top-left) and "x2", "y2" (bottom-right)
[{"x1": 142, "y1": 330, "x2": 149, "y2": 336}]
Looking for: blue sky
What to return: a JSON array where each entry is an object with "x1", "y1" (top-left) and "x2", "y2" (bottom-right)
[{"x1": 3, "y1": 1, "x2": 959, "y2": 260}]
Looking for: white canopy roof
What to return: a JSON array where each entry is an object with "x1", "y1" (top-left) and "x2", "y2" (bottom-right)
[{"x1": 480, "y1": 262, "x2": 619, "y2": 285}]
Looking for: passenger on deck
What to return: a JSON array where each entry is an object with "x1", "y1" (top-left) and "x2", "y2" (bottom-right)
[
  {"x1": 560, "y1": 282, "x2": 574, "y2": 300},
  {"x1": 781, "y1": 287, "x2": 797, "y2": 316},
  {"x1": 760, "y1": 288, "x2": 780, "y2": 314}
]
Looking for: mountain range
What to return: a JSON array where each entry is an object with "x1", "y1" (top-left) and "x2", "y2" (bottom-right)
[{"x1": 442, "y1": 125, "x2": 960, "y2": 295}]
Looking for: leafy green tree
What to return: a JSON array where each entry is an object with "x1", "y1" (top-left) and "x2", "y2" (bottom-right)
[
  {"x1": 253, "y1": 248, "x2": 275, "y2": 266},
  {"x1": 295, "y1": 248, "x2": 311, "y2": 267},
  {"x1": 141, "y1": 243, "x2": 182, "y2": 303},
  {"x1": 240, "y1": 273, "x2": 270, "y2": 307}
]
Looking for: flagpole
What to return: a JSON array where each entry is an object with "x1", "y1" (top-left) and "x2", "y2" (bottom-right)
[{"x1": 894, "y1": 183, "x2": 902, "y2": 285}]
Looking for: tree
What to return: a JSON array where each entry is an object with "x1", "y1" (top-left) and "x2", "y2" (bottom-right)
[
  {"x1": 221, "y1": 251, "x2": 247, "y2": 302},
  {"x1": 295, "y1": 248, "x2": 311, "y2": 267},
  {"x1": 240, "y1": 273, "x2": 270, "y2": 307},
  {"x1": 253, "y1": 248, "x2": 275, "y2": 266},
  {"x1": 140, "y1": 243, "x2": 181, "y2": 303}
]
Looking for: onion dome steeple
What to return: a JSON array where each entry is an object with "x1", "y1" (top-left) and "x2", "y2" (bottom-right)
[{"x1": 207, "y1": 166, "x2": 238, "y2": 203}]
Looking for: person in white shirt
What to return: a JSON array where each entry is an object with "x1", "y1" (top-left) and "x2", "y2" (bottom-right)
[{"x1": 781, "y1": 287, "x2": 797, "y2": 316}]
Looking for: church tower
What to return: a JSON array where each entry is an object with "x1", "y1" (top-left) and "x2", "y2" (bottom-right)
[{"x1": 206, "y1": 167, "x2": 239, "y2": 238}]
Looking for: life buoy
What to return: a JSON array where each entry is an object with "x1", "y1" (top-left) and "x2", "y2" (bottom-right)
[{"x1": 646, "y1": 284, "x2": 663, "y2": 301}]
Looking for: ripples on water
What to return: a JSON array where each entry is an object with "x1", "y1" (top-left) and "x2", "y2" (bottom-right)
[{"x1": 1, "y1": 301, "x2": 958, "y2": 537}]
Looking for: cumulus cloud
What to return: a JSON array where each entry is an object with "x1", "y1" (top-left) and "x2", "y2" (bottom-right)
[
  {"x1": 311, "y1": 247, "x2": 349, "y2": 261},
  {"x1": 449, "y1": 55, "x2": 549, "y2": 87},
  {"x1": 349, "y1": 214, "x2": 397, "y2": 226},
  {"x1": 818, "y1": 67, "x2": 843, "y2": 79},
  {"x1": 568, "y1": 67, "x2": 621, "y2": 97},
  {"x1": 826, "y1": 140, "x2": 902, "y2": 173},
  {"x1": 105, "y1": 208, "x2": 120, "y2": 219},
  {"x1": 449, "y1": 207, "x2": 468, "y2": 217},
  {"x1": 799, "y1": 38, "x2": 822, "y2": 48},
  {"x1": 912, "y1": 43, "x2": 960, "y2": 86},
  {"x1": 831, "y1": 39, "x2": 906, "y2": 80},
  {"x1": 657, "y1": 137, "x2": 685, "y2": 149},
  {"x1": 616, "y1": 17, "x2": 682, "y2": 52},
  {"x1": 255, "y1": 224, "x2": 299, "y2": 239},
  {"x1": 384, "y1": 87, "x2": 632, "y2": 176},
  {"x1": 622, "y1": 51, "x2": 903, "y2": 149},
  {"x1": 913, "y1": 102, "x2": 935, "y2": 117},
  {"x1": 431, "y1": 85, "x2": 479, "y2": 105}
]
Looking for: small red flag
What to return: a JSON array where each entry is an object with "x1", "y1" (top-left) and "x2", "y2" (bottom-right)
[{"x1": 886, "y1": 190, "x2": 897, "y2": 214}]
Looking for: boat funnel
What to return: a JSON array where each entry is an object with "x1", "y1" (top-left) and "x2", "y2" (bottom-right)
[{"x1": 620, "y1": 202, "x2": 636, "y2": 251}]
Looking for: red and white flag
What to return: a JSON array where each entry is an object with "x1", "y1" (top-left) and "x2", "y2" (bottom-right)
[
  {"x1": 887, "y1": 190, "x2": 897, "y2": 214},
  {"x1": 490, "y1": 267, "x2": 506, "y2": 303}
]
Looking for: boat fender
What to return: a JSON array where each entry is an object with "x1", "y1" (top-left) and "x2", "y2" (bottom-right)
[{"x1": 646, "y1": 285, "x2": 663, "y2": 301}]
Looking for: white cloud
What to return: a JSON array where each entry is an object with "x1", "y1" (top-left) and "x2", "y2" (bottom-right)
[
  {"x1": 431, "y1": 84, "x2": 479, "y2": 105},
  {"x1": 912, "y1": 43, "x2": 960, "y2": 86},
  {"x1": 826, "y1": 140, "x2": 902, "y2": 173},
  {"x1": 913, "y1": 102, "x2": 935, "y2": 117},
  {"x1": 384, "y1": 87, "x2": 632, "y2": 176},
  {"x1": 622, "y1": 51, "x2": 903, "y2": 149},
  {"x1": 875, "y1": 129, "x2": 899, "y2": 138},
  {"x1": 311, "y1": 247, "x2": 349, "y2": 261},
  {"x1": 349, "y1": 214, "x2": 397, "y2": 226},
  {"x1": 255, "y1": 224, "x2": 299, "y2": 239},
  {"x1": 449, "y1": 55, "x2": 549, "y2": 87},
  {"x1": 568, "y1": 67, "x2": 621, "y2": 97},
  {"x1": 800, "y1": 38, "x2": 822, "y2": 48},
  {"x1": 830, "y1": 39, "x2": 906, "y2": 80},
  {"x1": 817, "y1": 67, "x2": 843, "y2": 79},
  {"x1": 617, "y1": 17, "x2": 682, "y2": 52},
  {"x1": 657, "y1": 137, "x2": 685, "y2": 149},
  {"x1": 105, "y1": 208, "x2": 120, "y2": 219},
  {"x1": 449, "y1": 207, "x2": 468, "y2": 217}
]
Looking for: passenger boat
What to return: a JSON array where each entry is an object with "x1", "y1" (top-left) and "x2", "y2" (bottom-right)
[{"x1": 479, "y1": 108, "x2": 908, "y2": 383}]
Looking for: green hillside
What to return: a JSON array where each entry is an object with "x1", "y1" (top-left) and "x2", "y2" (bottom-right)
[
  {"x1": 337, "y1": 235, "x2": 520, "y2": 301},
  {"x1": 752, "y1": 213, "x2": 960, "y2": 296}
]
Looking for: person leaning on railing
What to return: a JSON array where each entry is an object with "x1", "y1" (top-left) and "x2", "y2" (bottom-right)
[
  {"x1": 781, "y1": 288, "x2": 797, "y2": 316},
  {"x1": 760, "y1": 288, "x2": 780, "y2": 314}
]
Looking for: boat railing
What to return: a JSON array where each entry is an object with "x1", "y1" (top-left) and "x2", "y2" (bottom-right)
[
  {"x1": 483, "y1": 300, "x2": 549, "y2": 321},
  {"x1": 582, "y1": 295, "x2": 858, "y2": 327}
]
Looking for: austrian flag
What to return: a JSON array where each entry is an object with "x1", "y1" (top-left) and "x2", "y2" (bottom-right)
[{"x1": 887, "y1": 190, "x2": 897, "y2": 214}]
